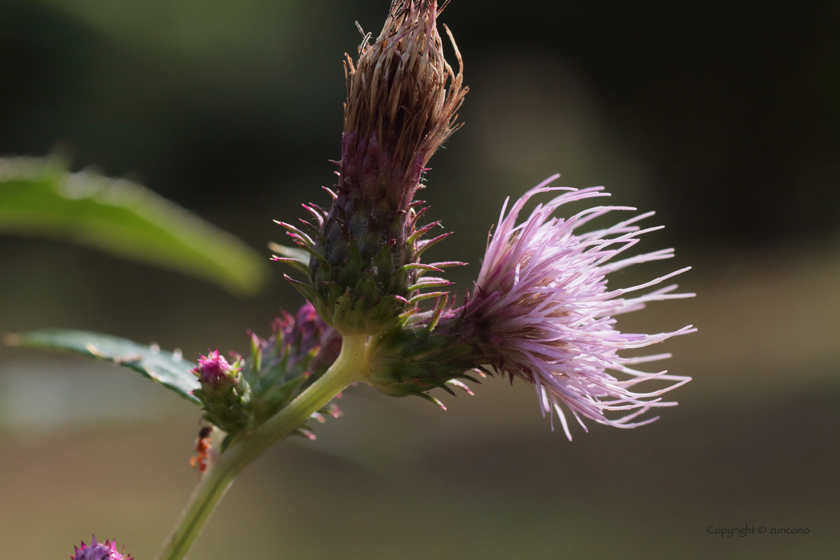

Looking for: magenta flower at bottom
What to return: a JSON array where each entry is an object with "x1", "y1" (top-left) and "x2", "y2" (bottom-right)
[
  {"x1": 466, "y1": 175, "x2": 695, "y2": 439},
  {"x1": 71, "y1": 536, "x2": 132, "y2": 560}
]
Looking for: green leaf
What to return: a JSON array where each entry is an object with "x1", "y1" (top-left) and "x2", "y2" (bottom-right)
[
  {"x1": 6, "y1": 329, "x2": 201, "y2": 404},
  {"x1": 0, "y1": 157, "x2": 269, "y2": 296}
]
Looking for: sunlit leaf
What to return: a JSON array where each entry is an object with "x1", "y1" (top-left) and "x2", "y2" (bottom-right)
[
  {"x1": 6, "y1": 329, "x2": 201, "y2": 404},
  {"x1": 0, "y1": 157, "x2": 269, "y2": 296}
]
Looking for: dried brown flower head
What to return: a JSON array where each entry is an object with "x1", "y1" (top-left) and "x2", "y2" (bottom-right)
[{"x1": 344, "y1": 0, "x2": 467, "y2": 186}]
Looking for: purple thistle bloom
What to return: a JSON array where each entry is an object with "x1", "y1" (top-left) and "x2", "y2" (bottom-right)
[
  {"x1": 468, "y1": 175, "x2": 695, "y2": 439},
  {"x1": 71, "y1": 536, "x2": 132, "y2": 560}
]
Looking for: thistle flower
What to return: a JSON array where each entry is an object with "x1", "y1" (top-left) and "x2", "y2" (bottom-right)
[
  {"x1": 465, "y1": 176, "x2": 695, "y2": 438},
  {"x1": 369, "y1": 176, "x2": 694, "y2": 438},
  {"x1": 71, "y1": 536, "x2": 132, "y2": 560},
  {"x1": 278, "y1": 0, "x2": 467, "y2": 335}
]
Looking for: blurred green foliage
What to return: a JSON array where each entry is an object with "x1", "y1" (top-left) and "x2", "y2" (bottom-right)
[{"x1": 0, "y1": 157, "x2": 269, "y2": 296}]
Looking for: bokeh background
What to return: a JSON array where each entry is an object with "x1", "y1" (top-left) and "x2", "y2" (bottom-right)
[{"x1": 1, "y1": 1, "x2": 839, "y2": 558}]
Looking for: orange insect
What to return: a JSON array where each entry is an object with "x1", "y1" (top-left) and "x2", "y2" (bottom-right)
[{"x1": 189, "y1": 426, "x2": 213, "y2": 473}]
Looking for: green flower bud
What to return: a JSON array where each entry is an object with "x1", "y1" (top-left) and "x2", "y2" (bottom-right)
[{"x1": 192, "y1": 350, "x2": 254, "y2": 435}]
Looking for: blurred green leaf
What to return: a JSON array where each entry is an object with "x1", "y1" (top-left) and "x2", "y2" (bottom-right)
[
  {"x1": 6, "y1": 329, "x2": 201, "y2": 404},
  {"x1": 0, "y1": 157, "x2": 268, "y2": 296}
]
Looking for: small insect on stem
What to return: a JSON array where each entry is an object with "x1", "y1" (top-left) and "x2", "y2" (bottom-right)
[{"x1": 189, "y1": 426, "x2": 213, "y2": 474}]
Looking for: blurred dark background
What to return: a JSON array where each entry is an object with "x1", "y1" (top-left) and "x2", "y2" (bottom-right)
[{"x1": 1, "y1": 1, "x2": 838, "y2": 559}]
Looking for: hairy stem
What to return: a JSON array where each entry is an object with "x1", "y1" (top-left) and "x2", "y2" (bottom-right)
[{"x1": 154, "y1": 334, "x2": 370, "y2": 560}]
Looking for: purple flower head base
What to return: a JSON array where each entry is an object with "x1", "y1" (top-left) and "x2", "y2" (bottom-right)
[
  {"x1": 265, "y1": 302, "x2": 343, "y2": 382},
  {"x1": 273, "y1": 302, "x2": 341, "y2": 365},
  {"x1": 71, "y1": 536, "x2": 132, "y2": 560},
  {"x1": 471, "y1": 175, "x2": 696, "y2": 439}
]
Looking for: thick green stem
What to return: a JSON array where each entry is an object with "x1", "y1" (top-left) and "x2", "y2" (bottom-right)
[{"x1": 154, "y1": 334, "x2": 370, "y2": 560}]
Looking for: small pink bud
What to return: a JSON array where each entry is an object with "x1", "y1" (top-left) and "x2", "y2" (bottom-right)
[{"x1": 192, "y1": 349, "x2": 234, "y2": 385}]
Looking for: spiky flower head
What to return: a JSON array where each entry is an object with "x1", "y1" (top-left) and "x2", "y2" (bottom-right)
[
  {"x1": 71, "y1": 536, "x2": 132, "y2": 560},
  {"x1": 368, "y1": 176, "x2": 695, "y2": 437},
  {"x1": 465, "y1": 176, "x2": 695, "y2": 438},
  {"x1": 279, "y1": 0, "x2": 467, "y2": 336}
]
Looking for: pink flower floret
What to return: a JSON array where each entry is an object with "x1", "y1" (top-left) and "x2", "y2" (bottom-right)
[{"x1": 472, "y1": 175, "x2": 696, "y2": 439}]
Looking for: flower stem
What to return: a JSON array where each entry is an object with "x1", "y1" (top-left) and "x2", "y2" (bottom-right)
[{"x1": 154, "y1": 334, "x2": 370, "y2": 560}]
